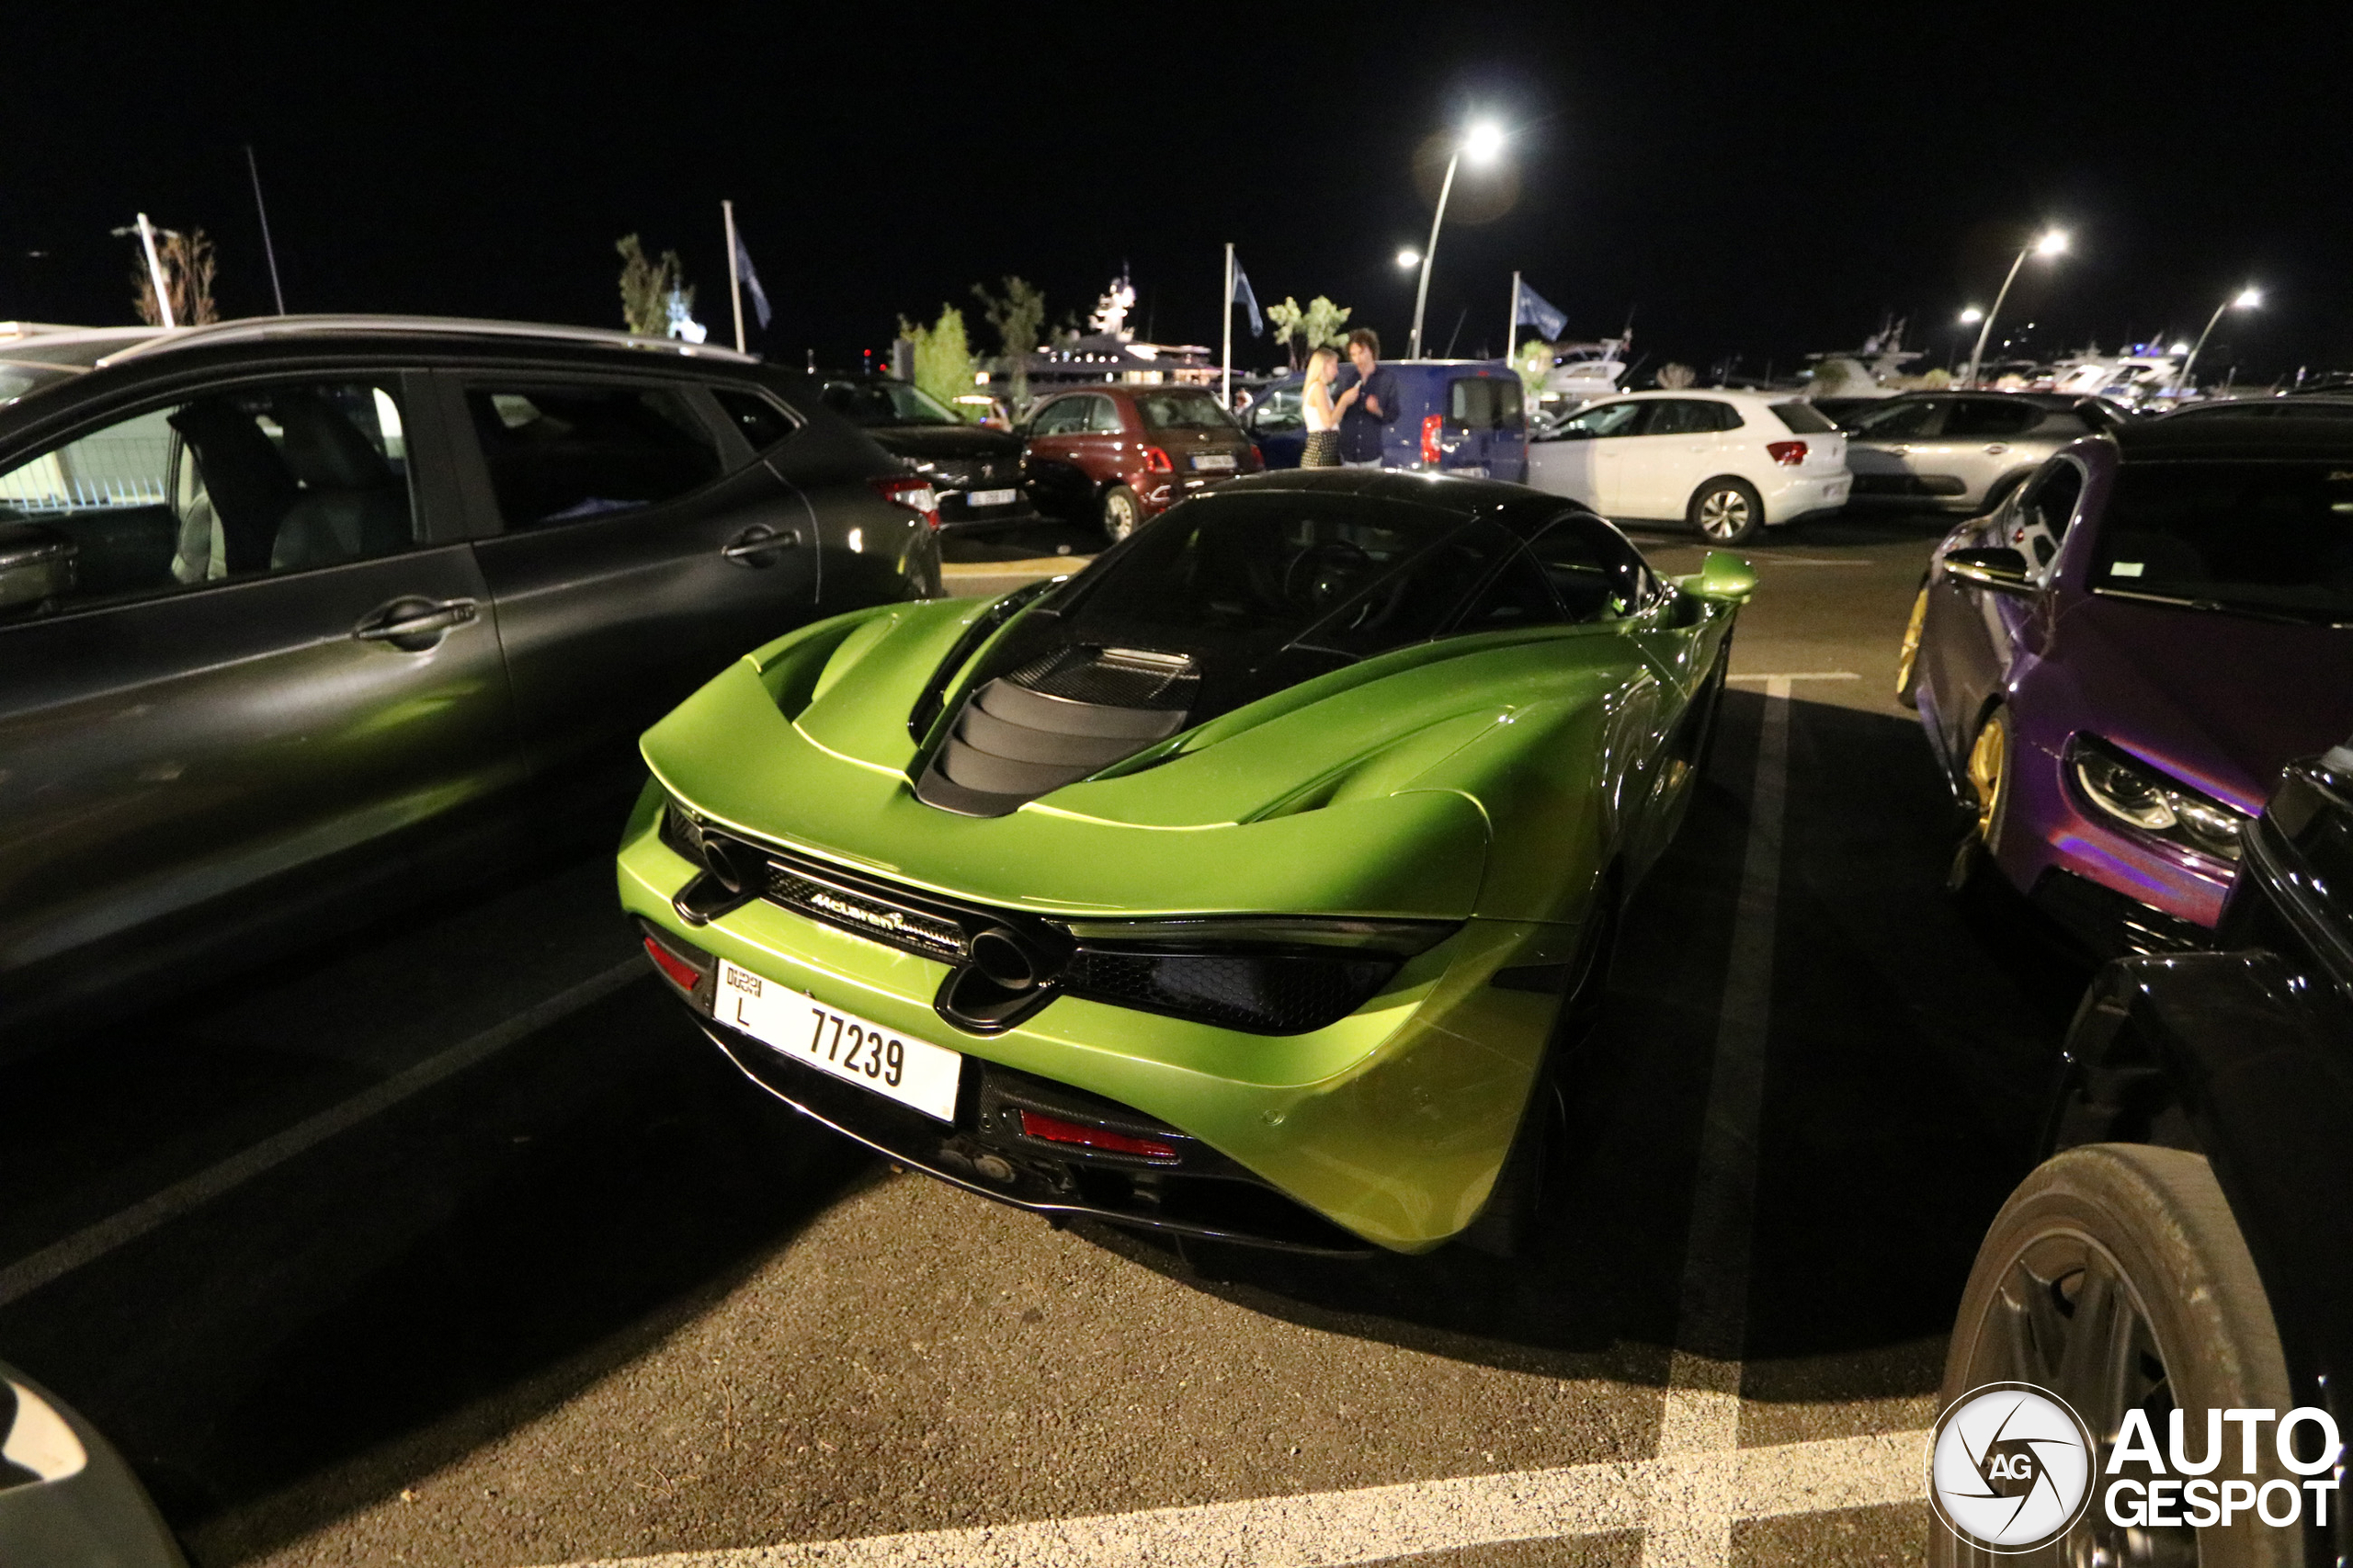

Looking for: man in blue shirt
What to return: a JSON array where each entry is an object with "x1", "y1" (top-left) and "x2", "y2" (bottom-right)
[{"x1": 1333, "y1": 328, "x2": 1399, "y2": 468}]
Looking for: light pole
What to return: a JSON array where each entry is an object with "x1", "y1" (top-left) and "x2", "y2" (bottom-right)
[
  {"x1": 1408, "y1": 119, "x2": 1505, "y2": 359},
  {"x1": 1950, "y1": 306, "x2": 1984, "y2": 374},
  {"x1": 1962, "y1": 229, "x2": 2066, "y2": 388},
  {"x1": 2174, "y1": 286, "x2": 2261, "y2": 398}
]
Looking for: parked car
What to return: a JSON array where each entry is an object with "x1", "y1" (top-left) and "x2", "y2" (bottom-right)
[
  {"x1": 621, "y1": 471, "x2": 1754, "y2": 1256},
  {"x1": 1, "y1": 1359, "x2": 185, "y2": 1566},
  {"x1": 1938, "y1": 737, "x2": 2353, "y2": 1567},
  {"x1": 1807, "y1": 395, "x2": 1897, "y2": 428},
  {"x1": 1898, "y1": 416, "x2": 2353, "y2": 953},
  {"x1": 2161, "y1": 392, "x2": 2353, "y2": 422},
  {"x1": 0, "y1": 315, "x2": 938, "y2": 1042},
  {"x1": 1019, "y1": 382, "x2": 1262, "y2": 542},
  {"x1": 1845, "y1": 392, "x2": 2117, "y2": 514},
  {"x1": 1238, "y1": 361, "x2": 1529, "y2": 484},
  {"x1": 816, "y1": 375, "x2": 1040, "y2": 532},
  {"x1": 1526, "y1": 390, "x2": 1850, "y2": 545}
]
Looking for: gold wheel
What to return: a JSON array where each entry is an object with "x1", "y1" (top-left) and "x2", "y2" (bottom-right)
[
  {"x1": 1966, "y1": 709, "x2": 2009, "y2": 846},
  {"x1": 1894, "y1": 585, "x2": 1929, "y2": 702}
]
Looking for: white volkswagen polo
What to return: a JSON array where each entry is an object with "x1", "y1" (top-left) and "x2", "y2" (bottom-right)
[{"x1": 1527, "y1": 390, "x2": 1850, "y2": 544}]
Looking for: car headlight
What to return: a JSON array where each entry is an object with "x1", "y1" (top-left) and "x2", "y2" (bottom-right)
[
  {"x1": 2068, "y1": 736, "x2": 2250, "y2": 863},
  {"x1": 1055, "y1": 917, "x2": 1458, "y2": 1036}
]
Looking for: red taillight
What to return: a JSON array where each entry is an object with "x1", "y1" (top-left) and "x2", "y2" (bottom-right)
[
  {"x1": 643, "y1": 935, "x2": 702, "y2": 993},
  {"x1": 1243, "y1": 444, "x2": 1264, "y2": 471},
  {"x1": 1766, "y1": 440, "x2": 1807, "y2": 467},
  {"x1": 871, "y1": 473, "x2": 940, "y2": 528},
  {"x1": 1142, "y1": 445, "x2": 1174, "y2": 473},
  {"x1": 1421, "y1": 414, "x2": 1444, "y2": 465},
  {"x1": 1017, "y1": 1109, "x2": 1180, "y2": 1160}
]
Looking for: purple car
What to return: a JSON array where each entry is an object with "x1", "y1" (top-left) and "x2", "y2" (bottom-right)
[{"x1": 1897, "y1": 415, "x2": 2353, "y2": 952}]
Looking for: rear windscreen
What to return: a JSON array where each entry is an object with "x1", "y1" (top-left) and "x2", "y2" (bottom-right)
[
  {"x1": 2093, "y1": 460, "x2": 2353, "y2": 623},
  {"x1": 1771, "y1": 402, "x2": 1836, "y2": 434}
]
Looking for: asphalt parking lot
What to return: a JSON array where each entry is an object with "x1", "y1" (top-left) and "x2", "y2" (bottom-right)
[{"x1": 0, "y1": 508, "x2": 2096, "y2": 1567}]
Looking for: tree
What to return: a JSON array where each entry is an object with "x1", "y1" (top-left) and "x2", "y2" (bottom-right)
[
  {"x1": 900, "y1": 305, "x2": 979, "y2": 421},
  {"x1": 131, "y1": 228, "x2": 219, "y2": 326},
  {"x1": 617, "y1": 234, "x2": 691, "y2": 337},
  {"x1": 1512, "y1": 337, "x2": 1551, "y2": 405},
  {"x1": 972, "y1": 276, "x2": 1046, "y2": 404},
  {"x1": 1266, "y1": 295, "x2": 1353, "y2": 368}
]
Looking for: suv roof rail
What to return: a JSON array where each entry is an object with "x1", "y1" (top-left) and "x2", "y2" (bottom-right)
[{"x1": 92, "y1": 313, "x2": 760, "y2": 370}]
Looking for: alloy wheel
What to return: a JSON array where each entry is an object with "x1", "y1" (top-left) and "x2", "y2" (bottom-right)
[
  {"x1": 1696, "y1": 486, "x2": 1753, "y2": 542},
  {"x1": 1896, "y1": 585, "x2": 1930, "y2": 702},
  {"x1": 1967, "y1": 709, "x2": 2008, "y2": 845}
]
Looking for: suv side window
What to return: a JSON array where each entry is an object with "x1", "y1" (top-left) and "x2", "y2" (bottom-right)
[
  {"x1": 1947, "y1": 399, "x2": 2042, "y2": 437},
  {"x1": 711, "y1": 388, "x2": 799, "y2": 452},
  {"x1": 1850, "y1": 399, "x2": 1944, "y2": 438},
  {"x1": 0, "y1": 378, "x2": 417, "y2": 614},
  {"x1": 1086, "y1": 395, "x2": 1126, "y2": 434},
  {"x1": 462, "y1": 383, "x2": 722, "y2": 530}
]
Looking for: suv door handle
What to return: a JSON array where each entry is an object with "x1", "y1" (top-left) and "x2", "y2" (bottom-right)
[
  {"x1": 353, "y1": 597, "x2": 477, "y2": 649},
  {"x1": 722, "y1": 525, "x2": 802, "y2": 564},
  {"x1": 1984, "y1": 443, "x2": 2010, "y2": 455}
]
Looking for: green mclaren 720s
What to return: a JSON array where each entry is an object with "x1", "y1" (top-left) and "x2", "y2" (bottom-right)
[{"x1": 620, "y1": 469, "x2": 1755, "y2": 1256}]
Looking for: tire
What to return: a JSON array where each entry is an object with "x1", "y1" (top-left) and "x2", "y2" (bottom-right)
[
  {"x1": 1895, "y1": 579, "x2": 1930, "y2": 708},
  {"x1": 1100, "y1": 484, "x2": 1143, "y2": 544},
  {"x1": 1688, "y1": 478, "x2": 1764, "y2": 545},
  {"x1": 1949, "y1": 706, "x2": 2011, "y2": 890},
  {"x1": 1935, "y1": 1145, "x2": 2297, "y2": 1568}
]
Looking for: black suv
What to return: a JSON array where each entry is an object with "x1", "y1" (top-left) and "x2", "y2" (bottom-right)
[
  {"x1": 1939, "y1": 738, "x2": 2353, "y2": 1565},
  {"x1": 816, "y1": 375, "x2": 1041, "y2": 533},
  {"x1": 0, "y1": 315, "x2": 939, "y2": 1042}
]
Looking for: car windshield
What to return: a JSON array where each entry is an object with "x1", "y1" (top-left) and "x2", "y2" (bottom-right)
[
  {"x1": 818, "y1": 380, "x2": 961, "y2": 426},
  {"x1": 1132, "y1": 390, "x2": 1238, "y2": 433},
  {"x1": 2091, "y1": 460, "x2": 2353, "y2": 625},
  {"x1": 1058, "y1": 492, "x2": 1484, "y2": 655}
]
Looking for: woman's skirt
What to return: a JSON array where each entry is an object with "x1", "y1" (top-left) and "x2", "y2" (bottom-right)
[{"x1": 1301, "y1": 429, "x2": 1341, "y2": 467}]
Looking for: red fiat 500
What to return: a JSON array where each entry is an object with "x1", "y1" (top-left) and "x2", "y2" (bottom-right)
[{"x1": 1019, "y1": 384, "x2": 1261, "y2": 542}]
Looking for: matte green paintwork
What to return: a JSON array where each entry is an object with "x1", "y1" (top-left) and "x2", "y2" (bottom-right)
[{"x1": 620, "y1": 565, "x2": 1745, "y2": 1250}]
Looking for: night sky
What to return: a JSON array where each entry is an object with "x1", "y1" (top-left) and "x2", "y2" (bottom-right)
[{"x1": 7, "y1": 4, "x2": 2347, "y2": 383}]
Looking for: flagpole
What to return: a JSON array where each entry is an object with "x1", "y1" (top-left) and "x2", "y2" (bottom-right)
[
  {"x1": 1222, "y1": 242, "x2": 1233, "y2": 407},
  {"x1": 722, "y1": 199, "x2": 745, "y2": 352},
  {"x1": 1507, "y1": 271, "x2": 1519, "y2": 363}
]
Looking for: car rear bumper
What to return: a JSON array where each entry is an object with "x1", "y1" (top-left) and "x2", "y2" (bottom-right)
[
  {"x1": 1760, "y1": 469, "x2": 1851, "y2": 524},
  {"x1": 935, "y1": 493, "x2": 1046, "y2": 533}
]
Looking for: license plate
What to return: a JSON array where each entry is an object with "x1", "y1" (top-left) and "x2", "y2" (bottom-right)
[
  {"x1": 716, "y1": 960, "x2": 963, "y2": 1121},
  {"x1": 1191, "y1": 453, "x2": 1236, "y2": 471},
  {"x1": 967, "y1": 487, "x2": 1018, "y2": 507}
]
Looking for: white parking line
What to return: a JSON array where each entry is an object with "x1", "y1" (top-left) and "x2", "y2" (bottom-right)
[
  {"x1": 0, "y1": 956, "x2": 647, "y2": 1310},
  {"x1": 1726, "y1": 672, "x2": 1859, "y2": 683},
  {"x1": 539, "y1": 1428, "x2": 1928, "y2": 1568},
  {"x1": 1643, "y1": 676, "x2": 1794, "y2": 1566}
]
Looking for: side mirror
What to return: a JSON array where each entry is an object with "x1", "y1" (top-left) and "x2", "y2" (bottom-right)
[
  {"x1": 1683, "y1": 549, "x2": 1757, "y2": 604},
  {"x1": 1943, "y1": 546, "x2": 2033, "y2": 594},
  {"x1": 0, "y1": 521, "x2": 75, "y2": 612}
]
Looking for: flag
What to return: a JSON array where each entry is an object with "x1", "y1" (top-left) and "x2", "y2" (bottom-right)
[
  {"x1": 1515, "y1": 278, "x2": 1567, "y2": 340},
  {"x1": 734, "y1": 231, "x2": 772, "y2": 331},
  {"x1": 1230, "y1": 256, "x2": 1263, "y2": 336}
]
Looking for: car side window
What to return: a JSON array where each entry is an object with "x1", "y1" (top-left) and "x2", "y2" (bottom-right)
[
  {"x1": 1850, "y1": 399, "x2": 1943, "y2": 438},
  {"x1": 1647, "y1": 400, "x2": 1717, "y2": 437},
  {"x1": 2015, "y1": 460, "x2": 2086, "y2": 572},
  {"x1": 1452, "y1": 547, "x2": 1566, "y2": 632},
  {"x1": 1556, "y1": 400, "x2": 1648, "y2": 438},
  {"x1": 1086, "y1": 396, "x2": 1126, "y2": 434},
  {"x1": 1946, "y1": 399, "x2": 2041, "y2": 437},
  {"x1": 1251, "y1": 386, "x2": 1304, "y2": 433},
  {"x1": 1528, "y1": 515, "x2": 1652, "y2": 620},
  {"x1": 0, "y1": 378, "x2": 417, "y2": 617},
  {"x1": 462, "y1": 383, "x2": 722, "y2": 529},
  {"x1": 711, "y1": 388, "x2": 799, "y2": 452}
]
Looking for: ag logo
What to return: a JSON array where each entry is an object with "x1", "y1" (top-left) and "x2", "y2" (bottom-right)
[{"x1": 1928, "y1": 1382, "x2": 2097, "y2": 1552}]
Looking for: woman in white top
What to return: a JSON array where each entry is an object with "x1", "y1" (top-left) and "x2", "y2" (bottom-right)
[{"x1": 1300, "y1": 347, "x2": 1341, "y2": 467}]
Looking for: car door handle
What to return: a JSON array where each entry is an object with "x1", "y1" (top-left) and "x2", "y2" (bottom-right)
[
  {"x1": 1890, "y1": 445, "x2": 1912, "y2": 455},
  {"x1": 722, "y1": 525, "x2": 802, "y2": 563},
  {"x1": 1984, "y1": 443, "x2": 2009, "y2": 455},
  {"x1": 353, "y1": 597, "x2": 477, "y2": 646}
]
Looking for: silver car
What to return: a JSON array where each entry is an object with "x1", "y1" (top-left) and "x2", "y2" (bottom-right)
[{"x1": 1843, "y1": 392, "x2": 2116, "y2": 514}]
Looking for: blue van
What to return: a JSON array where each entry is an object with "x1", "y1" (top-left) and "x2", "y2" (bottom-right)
[{"x1": 1239, "y1": 359, "x2": 1528, "y2": 483}]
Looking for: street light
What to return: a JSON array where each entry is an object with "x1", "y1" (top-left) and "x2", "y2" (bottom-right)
[
  {"x1": 1408, "y1": 119, "x2": 1507, "y2": 358},
  {"x1": 2175, "y1": 284, "x2": 2262, "y2": 396},
  {"x1": 1958, "y1": 306, "x2": 1984, "y2": 324},
  {"x1": 1962, "y1": 228, "x2": 2067, "y2": 388},
  {"x1": 1394, "y1": 248, "x2": 1421, "y2": 270}
]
